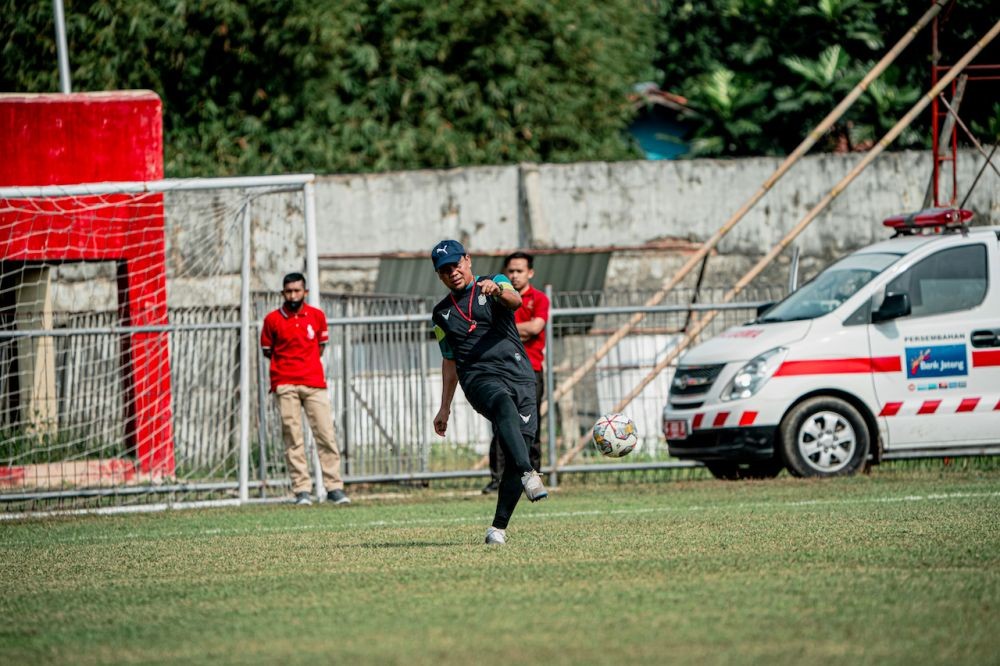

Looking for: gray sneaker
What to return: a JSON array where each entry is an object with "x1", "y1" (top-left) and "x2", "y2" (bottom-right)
[
  {"x1": 485, "y1": 526, "x2": 507, "y2": 545},
  {"x1": 521, "y1": 470, "x2": 548, "y2": 502},
  {"x1": 294, "y1": 492, "x2": 312, "y2": 506},
  {"x1": 327, "y1": 488, "x2": 351, "y2": 505}
]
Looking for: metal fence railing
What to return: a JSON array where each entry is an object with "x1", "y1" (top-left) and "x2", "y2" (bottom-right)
[{"x1": 1, "y1": 286, "x2": 782, "y2": 514}]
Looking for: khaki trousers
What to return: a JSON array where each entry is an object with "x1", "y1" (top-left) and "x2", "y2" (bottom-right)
[{"x1": 275, "y1": 384, "x2": 344, "y2": 494}]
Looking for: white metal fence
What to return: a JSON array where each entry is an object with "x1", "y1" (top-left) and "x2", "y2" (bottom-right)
[{"x1": 0, "y1": 175, "x2": 783, "y2": 516}]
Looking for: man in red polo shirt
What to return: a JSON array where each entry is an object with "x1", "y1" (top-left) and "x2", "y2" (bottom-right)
[
  {"x1": 260, "y1": 273, "x2": 349, "y2": 506},
  {"x1": 483, "y1": 251, "x2": 550, "y2": 493}
]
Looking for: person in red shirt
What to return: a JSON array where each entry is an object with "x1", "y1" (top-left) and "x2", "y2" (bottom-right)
[
  {"x1": 483, "y1": 251, "x2": 550, "y2": 494},
  {"x1": 260, "y1": 273, "x2": 349, "y2": 506}
]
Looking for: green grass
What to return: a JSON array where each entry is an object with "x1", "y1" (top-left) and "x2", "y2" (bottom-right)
[{"x1": 2, "y1": 468, "x2": 999, "y2": 665}]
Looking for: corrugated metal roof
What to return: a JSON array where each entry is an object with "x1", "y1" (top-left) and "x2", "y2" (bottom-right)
[{"x1": 374, "y1": 252, "x2": 610, "y2": 301}]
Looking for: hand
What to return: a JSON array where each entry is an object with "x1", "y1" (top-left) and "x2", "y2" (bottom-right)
[
  {"x1": 434, "y1": 407, "x2": 450, "y2": 436},
  {"x1": 477, "y1": 278, "x2": 500, "y2": 296}
]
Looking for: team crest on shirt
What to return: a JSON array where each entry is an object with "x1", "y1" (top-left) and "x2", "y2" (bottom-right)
[
  {"x1": 478, "y1": 293, "x2": 487, "y2": 306},
  {"x1": 306, "y1": 324, "x2": 315, "y2": 340}
]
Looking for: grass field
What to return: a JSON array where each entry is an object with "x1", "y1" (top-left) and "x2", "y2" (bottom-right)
[{"x1": 2, "y1": 466, "x2": 999, "y2": 665}]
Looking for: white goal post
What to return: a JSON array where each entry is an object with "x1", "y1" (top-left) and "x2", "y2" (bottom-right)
[{"x1": 0, "y1": 174, "x2": 319, "y2": 512}]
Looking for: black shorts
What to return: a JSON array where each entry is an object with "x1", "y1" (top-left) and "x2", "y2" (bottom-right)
[{"x1": 462, "y1": 377, "x2": 539, "y2": 439}]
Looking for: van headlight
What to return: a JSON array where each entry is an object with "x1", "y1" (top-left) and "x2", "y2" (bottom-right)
[{"x1": 721, "y1": 347, "x2": 787, "y2": 401}]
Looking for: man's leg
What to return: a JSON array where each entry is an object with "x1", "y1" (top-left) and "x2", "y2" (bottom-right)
[
  {"x1": 301, "y1": 386, "x2": 344, "y2": 492},
  {"x1": 492, "y1": 438, "x2": 531, "y2": 529},
  {"x1": 276, "y1": 385, "x2": 311, "y2": 494},
  {"x1": 483, "y1": 389, "x2": 533, "y2": 474},
  {"x1": 481, "y1": 388, "x2": 544, "y2": 530}
]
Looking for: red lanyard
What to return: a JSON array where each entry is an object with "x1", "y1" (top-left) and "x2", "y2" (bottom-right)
[{"x1": 449, "y1": 283, "x2": 478, "y2": 333}]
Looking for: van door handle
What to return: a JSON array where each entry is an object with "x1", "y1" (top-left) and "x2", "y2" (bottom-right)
[{"x1": 971, "y1": 329, "x2": 1000, "y2": 348}]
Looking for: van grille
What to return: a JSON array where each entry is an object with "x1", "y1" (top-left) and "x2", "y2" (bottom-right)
[{"x1": 669, "y1": 364, "x2": 725, "y2": 397}]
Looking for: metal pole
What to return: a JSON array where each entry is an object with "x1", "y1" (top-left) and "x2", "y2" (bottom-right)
[
  {"x1": 787, "y1": 246, "x2": 800, "y2": 294},
  {"x1": 342, "y1": 300, "x2": 354, "y2": 476},
  {"x1": 418, "y1": 320, "x2": 430, "y2": 473},
  {"x1": 959, "y1": 144, "x2": 999, "y2": 209},
  {"x1": 541, "y1": 0, "x2": 950, "y2": 418},
  {"x1": 923, "y1": 75, "x2": 968, "y2": 208},
  {"x1": 255, "y1": 326, "x2": 270, "y2": 498},
  {"x1": 302, "y1": 181, "x2": 325, "y2": 498},
  {"x1": 303, "y1": 181, "x2": 320, "y2": 308},
  {"x1": 0, "y1": 173, "x2": 316, "y2": 199},
  {"x1": 557, "y1": 17, "x2": 1000, "y2": 466},
  {"x1": 238, "y1": 203, "x2": 252, "y2": 502},
  {"x1": 52, "y1": 0, "x2": 71, "y2": 93},
  {"x1": 545, "y1": 285, "x2": 558, "y2": 488},
  {"x1": 938, "y1": 95, "x2": 1000, "y2": 182}
]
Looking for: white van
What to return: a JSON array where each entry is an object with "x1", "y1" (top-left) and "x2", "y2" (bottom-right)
[{"x1": 662, "y1": 209, "x2": 1000, "y2": 479}]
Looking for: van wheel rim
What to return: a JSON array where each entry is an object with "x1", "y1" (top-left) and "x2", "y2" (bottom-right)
[{"x1": 797, "y1": 410, "x2": 855, "y2": 473}]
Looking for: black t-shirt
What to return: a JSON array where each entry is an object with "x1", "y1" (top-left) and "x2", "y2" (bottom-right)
[{"x1": 432, "y1": 275, "x2": 535, "y2": 391}]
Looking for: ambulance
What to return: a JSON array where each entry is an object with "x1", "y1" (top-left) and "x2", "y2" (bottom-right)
[{"x1": 662, "y1": 208, "x2": 1000, "y2": 479}]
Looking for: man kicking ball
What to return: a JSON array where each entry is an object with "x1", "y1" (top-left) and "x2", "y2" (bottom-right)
[{"x1": 430, "y1": 239, "x2": 548, "y2": 545}]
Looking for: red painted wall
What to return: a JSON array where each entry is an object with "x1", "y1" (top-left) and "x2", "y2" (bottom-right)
[
  {"x1": 0, "y1": 90, "x2": 163, "y2": 185},
  {"x1": 0, "y1": 91, "x2": 174, "y2": 476}
]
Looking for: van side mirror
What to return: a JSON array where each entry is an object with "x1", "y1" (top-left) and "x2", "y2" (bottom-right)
[{"x1": 872, "y1": 292, "x2": 910, "y2": 323}]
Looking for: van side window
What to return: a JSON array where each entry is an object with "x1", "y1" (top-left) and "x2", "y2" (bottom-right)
[{"x1": 885, "y1": 244, "x2": 988, "y2": 318}]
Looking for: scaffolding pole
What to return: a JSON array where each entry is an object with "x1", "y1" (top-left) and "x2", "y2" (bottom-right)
[
  {"x1": 540, "y1": 0, "x2": 950, "y2": 420},
  {"x1": 557, "y1": 17, "x2": 1000, "y2": 466}
]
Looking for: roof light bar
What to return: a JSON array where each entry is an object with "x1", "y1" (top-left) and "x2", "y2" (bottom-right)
[{"x1": 882, "y1": 208, "x2": 974, "y2": 234}]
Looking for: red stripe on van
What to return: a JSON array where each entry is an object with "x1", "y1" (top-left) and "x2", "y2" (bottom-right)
[
  {"x1": 957, "y1": 398, "x2": 980, "y2": 412},
  {"x1": 774, "y1": 356, "x2": 901, "y2": 376},
  {"x1": 917, "y1": 400, "x2": 941, "y2": 415},
  {"x1": 692, "y1": 413, "x2": 704, "y2": 429},
  {"x1": 973, "y1": 350, "x2": 1000, "y2": 367},
  {"x1": 739, "y1": 411, "x2": 758, "y2": 426},
  {"x1": 713, "y1": 412, "x2": 730, "y2": 427},
  {"x1": 879, "y1": 402, "x2": 903, "y2": 416}
]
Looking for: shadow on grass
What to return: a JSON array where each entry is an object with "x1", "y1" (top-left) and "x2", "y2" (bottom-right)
[{"x1": 352, "y1": 540, "x2": 463, "y2": 549}]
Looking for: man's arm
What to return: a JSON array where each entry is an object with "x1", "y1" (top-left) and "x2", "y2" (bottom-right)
[
  {"x1": 478, "y1": 276, "x2": 522, "y2": 310},
  {"x1": 516, "y1": 317, "x2": 546, "y2": 341},
  {"x1": 260, "y1": 316, "x2": 273, "y2": 358},
  {"x1": 434, "y1": 359, "x2": 458, "y2": 436}
]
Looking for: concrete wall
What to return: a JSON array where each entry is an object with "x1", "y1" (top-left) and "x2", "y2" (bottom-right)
[
  {"x1": 311, "y1": 149, "x2": 998, "y2": 294},
  {"x1": 42, "y1": 149, "x2": 1000, "y2": 311}
]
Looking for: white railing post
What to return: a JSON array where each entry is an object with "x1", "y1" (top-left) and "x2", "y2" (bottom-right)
[{"x1": 238, "y1": 202, "x2": 252, "y2": 503}]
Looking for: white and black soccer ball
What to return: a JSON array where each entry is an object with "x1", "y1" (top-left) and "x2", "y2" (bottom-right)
[{"x1": 592, "y1": 413, "x2": 640, "y2": 458}]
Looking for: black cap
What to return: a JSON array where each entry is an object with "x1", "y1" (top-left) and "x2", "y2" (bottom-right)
[{"x1": 431, "y1": 239, "x2": 467, "y2": 270}]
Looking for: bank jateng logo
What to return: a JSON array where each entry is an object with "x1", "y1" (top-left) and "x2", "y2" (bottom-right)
[{"x1": 905, "y1": 344, "x2": 968, "y2": 379}]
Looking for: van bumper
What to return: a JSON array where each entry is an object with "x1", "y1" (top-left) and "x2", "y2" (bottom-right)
[{"x1": 667, "y1": 426, "x2": 777, "y2": 461}]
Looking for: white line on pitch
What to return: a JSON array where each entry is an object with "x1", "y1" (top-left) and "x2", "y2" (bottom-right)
[{"x1": 2, "y1": 490, "x2": 998, "y2": 546}]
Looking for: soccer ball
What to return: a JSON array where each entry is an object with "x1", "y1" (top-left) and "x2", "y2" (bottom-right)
[{"x1": 592, "y1": 413, "x2": 640, "y2": 458}]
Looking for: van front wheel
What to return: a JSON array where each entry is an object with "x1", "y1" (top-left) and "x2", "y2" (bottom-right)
[{"x1": 778, "y1": 397, "x2": 869, "y2": 477}]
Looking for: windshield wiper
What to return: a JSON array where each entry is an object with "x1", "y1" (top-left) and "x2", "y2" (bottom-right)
[{"x1": 756, "y1": 315, "x2": 815, "y2": 324}]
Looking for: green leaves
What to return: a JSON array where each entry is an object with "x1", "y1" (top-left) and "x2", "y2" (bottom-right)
[
  {"x1": 782, "y1": 46, "x2": 851, "y2": 88},
  {"x1": 655, "y1": 0, "x2": 998, "y2": 157},
  {"x1": 2, "y1": 0, "x2": 996, "y2": 172}
]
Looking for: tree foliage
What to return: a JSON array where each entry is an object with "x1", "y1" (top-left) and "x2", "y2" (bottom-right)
[
  {"x1": 2, "y1": 0, "x2": 997, "y2": 174},
  {"x1": 2, "y1": 0, "x2": 658, "y2": 175},
  {"x1": 656, "y1": 0, "x2": 1000, "y2": 156}
]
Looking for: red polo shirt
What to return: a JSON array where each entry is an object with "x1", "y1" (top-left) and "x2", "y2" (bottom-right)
[
  {"x1": 516, "y1": 285, "x2": 549, "y2": 371},
  {"x1": 260, "y1": 303, "x2": 329, "y2": 392}
]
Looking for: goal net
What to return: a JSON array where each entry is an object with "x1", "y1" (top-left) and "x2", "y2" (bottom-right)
[{"x1": 0, "y1": 178, "x2": 312, "y2": 512}]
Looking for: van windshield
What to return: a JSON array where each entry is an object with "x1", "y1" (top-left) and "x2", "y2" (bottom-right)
[{"x1": 756, "y1": 252, "x2": 901, "y2": 322}]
